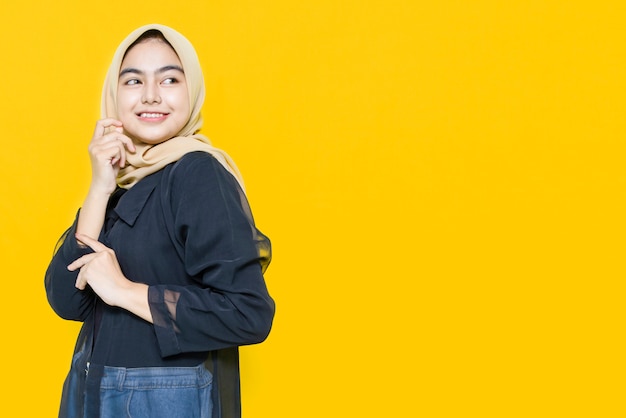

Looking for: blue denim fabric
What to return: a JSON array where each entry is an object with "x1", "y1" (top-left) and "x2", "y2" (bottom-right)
[{"x1": 97, "y1": 363, "x2": 213, "y2": 418}]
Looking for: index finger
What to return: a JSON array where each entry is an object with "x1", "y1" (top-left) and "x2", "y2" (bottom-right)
[
  {"x1": 75, "y1": 233, "x2": 109, "y2": 252},
  {"x1": 94, "y1": 118, "x2": 123, "y2": 138},
  {"x1": 116, "y1": 133, "x2": 136, "y2": 154}
]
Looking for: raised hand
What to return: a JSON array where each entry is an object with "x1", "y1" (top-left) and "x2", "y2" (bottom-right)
[{"x1": 88, "y1": 118, "x2": 136, "y2": 195}]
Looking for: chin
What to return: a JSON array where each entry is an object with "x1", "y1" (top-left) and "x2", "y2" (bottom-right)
[{"x1": 135, "y1": 136, "x2": 172, "y2": 145}]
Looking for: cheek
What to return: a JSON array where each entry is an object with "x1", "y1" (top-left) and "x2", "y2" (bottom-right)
[
  {"x1": 176, "y1": 91, "x2": 190, "y2": 110},
  {"x1": 175, "y1": 86, "x2": 191, "y2": 115},
  {"x1": 116, "y1": 93, "x2": 135, "y2": 118},
  {"x1": 175, "y1": 95, "x2": 191, "y2": 123}
]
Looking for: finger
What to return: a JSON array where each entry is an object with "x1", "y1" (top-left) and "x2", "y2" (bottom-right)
[
  {"x1": 67, "y1": 259, "x2": 82, "y2": 272},
  {"x1": 98, "y1": 131, "x2": 130, "y2": 145},
  {"x1": 109, "y1": 136, "x2": 135, "y2": 167},
  {"x1": 103, "y1": 141, "x2": 125, "y2": 168},
  {"x1": 75, "y1": 270, "x2": 88, "y2": 290},
  {"x1": 67, "y1": 252, "x2": 96, "y2": 271},
  {"x1": 111, "y1": 138, "x2": 129, "y2": 168},
  {"x1": 94, "y1": 118, "x2": 123, "y2": 138},
  {"x1": 117, "y1": 139, "x2": 127, "y2": 168},
  {"x1": 75, "y1": 272, "x2": 85, "y2": 289},
  {"x1": 117, "y1": 133, "x2": 136, "y2": 154},
  {"x1": 91, "y1": 139, "x2": 128, "y2": 167},
  {"x1": 97, "y1": 132, "x2": 135, "y2": 157},
  {"x1": 75, "y1": 233, "x2": 110, "y2": 253}
]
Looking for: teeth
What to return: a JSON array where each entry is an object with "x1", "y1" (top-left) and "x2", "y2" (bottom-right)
[{"x1": 140, "y1": 113, "x2": 165, "y2": 118}]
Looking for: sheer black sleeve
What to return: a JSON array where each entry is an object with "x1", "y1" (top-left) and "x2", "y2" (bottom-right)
[
  {"x1": 148, "y1": 152, "x2": 275, "y2": 357},
  {"x1": 44, "y1": 212, "x2": 96, "y2": 321}
]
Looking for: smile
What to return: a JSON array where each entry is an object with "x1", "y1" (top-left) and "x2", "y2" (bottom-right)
[{"x1": 138, "y1": 112, "x2": 168, "y2": 119}]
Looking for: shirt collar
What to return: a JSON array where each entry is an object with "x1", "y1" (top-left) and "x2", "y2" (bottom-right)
[{"x1": 113, "y1": 171, "x2": 160, "y2": 226}]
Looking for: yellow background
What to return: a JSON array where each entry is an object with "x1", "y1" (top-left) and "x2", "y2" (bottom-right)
[{"x1": 1, "y1": 0, "x2": 624, "y2": 416}]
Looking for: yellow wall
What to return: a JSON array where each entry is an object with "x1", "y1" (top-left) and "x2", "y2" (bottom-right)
[{"x1": 1, "y1": 1, "x2": 624, "y2": 416}]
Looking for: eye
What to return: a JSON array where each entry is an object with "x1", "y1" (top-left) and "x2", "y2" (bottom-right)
[
  {"x1": 123, "y1": 78, "x2": 141, "y2": 86},
  {"x1": 162, "y1": 77, "x2": 178, "y2": 85}
]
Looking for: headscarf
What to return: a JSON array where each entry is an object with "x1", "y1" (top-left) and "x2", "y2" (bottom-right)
[{"x1": 101, "y1": 24, "x2": 245, "y2": 191}]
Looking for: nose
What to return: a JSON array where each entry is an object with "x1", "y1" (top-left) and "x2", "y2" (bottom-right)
[{"x1": 141, "y1": 82, "x2": 161, "y2": 104}]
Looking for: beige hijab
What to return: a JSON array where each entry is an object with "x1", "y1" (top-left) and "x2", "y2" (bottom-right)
[{"x1": 101, "y1": 24, "x2": 244, "y2": 191}]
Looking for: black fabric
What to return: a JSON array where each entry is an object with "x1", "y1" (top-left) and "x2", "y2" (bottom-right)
[
  {"x1": 58, "y1": 311, "x2": 94, "y2": 418},
  {"x1": 45, "y1": 151, "x2": 274, "y2": 418}
]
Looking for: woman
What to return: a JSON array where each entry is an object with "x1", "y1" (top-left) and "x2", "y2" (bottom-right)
[{"x1": 45, "y1": 24, "x2": 275, "y2": 418}]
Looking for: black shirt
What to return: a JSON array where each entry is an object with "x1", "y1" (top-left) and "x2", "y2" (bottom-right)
[{"x1": 45, "y1": 151, "x2": 274, "y2": 368}]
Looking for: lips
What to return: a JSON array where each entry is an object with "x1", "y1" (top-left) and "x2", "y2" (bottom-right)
[{"x1": 138, "y1": 112, "x2": 169, "y2": 119}]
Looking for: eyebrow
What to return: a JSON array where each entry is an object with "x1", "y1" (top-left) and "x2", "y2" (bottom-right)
[{"x1": 119, "y1": 65, "x2": 185, "y2": 77}]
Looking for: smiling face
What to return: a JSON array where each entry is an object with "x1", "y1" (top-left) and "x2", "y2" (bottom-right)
[{"x1": 117, "y1": 38, "x2": 190, "y2": 145}]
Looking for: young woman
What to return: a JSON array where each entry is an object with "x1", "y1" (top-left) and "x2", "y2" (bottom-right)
[{"x1": 45, "y1": 24, "x2": 275, "y2": 418}]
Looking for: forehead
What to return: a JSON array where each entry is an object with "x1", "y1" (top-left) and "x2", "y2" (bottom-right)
[{"x1": 120, "y1": 39, "x2": 183, "y2": 70}]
